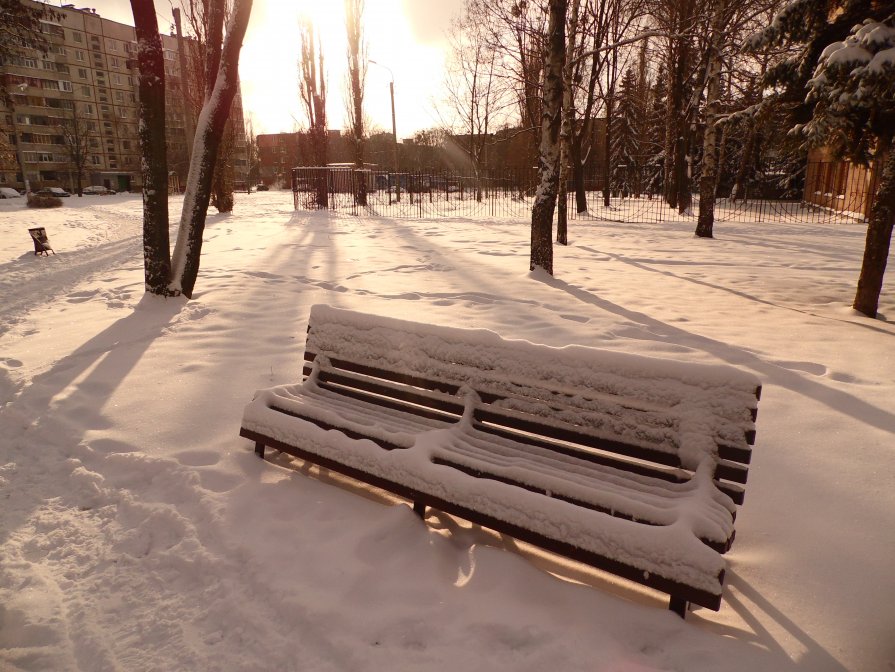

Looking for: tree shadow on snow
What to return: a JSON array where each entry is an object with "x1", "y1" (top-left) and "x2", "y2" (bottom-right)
[
  {"x1": 533, "y1": 272, "x2": 895, "y2": 434},
  {"x1": 0, "y1": 293, "x2": 186, "y2": 547}
]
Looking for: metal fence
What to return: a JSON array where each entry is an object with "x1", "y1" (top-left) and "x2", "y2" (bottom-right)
[{"x1": 292, "y1": 164, "x2": 872, "y2": 225}]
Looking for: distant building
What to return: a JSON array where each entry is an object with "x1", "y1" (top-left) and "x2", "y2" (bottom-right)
[
  {"x1": 803, "y1": 147, "x2": 882, "y2": 218},
  {"x1": 0, "y1": 0, "x2": 247, "y2": 192},
  {"x1": 257, "y1": 130, "x2": 350, "y2": 188}
]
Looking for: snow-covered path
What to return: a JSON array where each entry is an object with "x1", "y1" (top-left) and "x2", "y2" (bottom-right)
[{"x1": 1, "y1": 192, "x2": 893, "y2": 671}]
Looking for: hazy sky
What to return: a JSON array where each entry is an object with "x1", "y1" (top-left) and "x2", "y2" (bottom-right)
[{"x1": 68, "y1": 0, "x2": 464, "y2": 138}]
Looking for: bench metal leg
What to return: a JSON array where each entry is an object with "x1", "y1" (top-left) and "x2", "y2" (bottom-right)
[
  {"x1": 413, "y1": 501, "x2": 426, "y2": 518},
  {"x1": 254, "y1": 441, "x2": 265, "y2": 458},
  {"x1": 669, "y1": 596, "x2": 688, "y2": 618}
]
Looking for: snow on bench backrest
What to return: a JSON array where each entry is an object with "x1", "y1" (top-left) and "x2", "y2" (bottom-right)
[{"x1": 306, "y1": 304, "x2": 761, "y2": 471}]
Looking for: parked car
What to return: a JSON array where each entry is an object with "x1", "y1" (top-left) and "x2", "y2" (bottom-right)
[
  {"x1": 35, "y1": 187, "x2": 71, "y2": 197},
  {"x1": 256, "y1": 184, "x2": 269, "y2": 191},
  {"x1": 83, "y1": 185, "x2": 116, "y2": 195},
  {"x1": 0, "y1": 187, "x2": 22, "y2": 198}
]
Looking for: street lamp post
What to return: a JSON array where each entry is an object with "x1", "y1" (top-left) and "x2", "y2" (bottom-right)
[
  {"x1": 369, "y1": 59, "x2": 400, "y2": 203},
  {"x1": 12, "y1": 83, "x2": 32, "y2": 195}
]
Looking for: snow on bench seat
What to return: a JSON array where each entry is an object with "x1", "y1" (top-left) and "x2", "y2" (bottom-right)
[{"x1": 240, "y1": 305, "x2": 761, "y2": 615}]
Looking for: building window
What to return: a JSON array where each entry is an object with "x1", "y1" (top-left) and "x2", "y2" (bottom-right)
[
  {"x1": 111, "y1": 56, "x2": 120, "y2": 68},
  {"x1": 73, "y1": 32, "x2": 83, "y2": 43},
  {"x1": 113, "y1": 74, "x2": 121, "y2": 85},
  {"x1": 84, "y1": 104, "x2": 94, "y2": 115},
  {"x1": 43, "y1": 80, "x2": 59, "y2": 91},
  {"x1": 81, "y1": 86, "x2": 90, "y2": 96},
  {"x1": 59, "y1": 81, "x2": 72, "y2": 92},
  {"x1": 78, "y1": 68, "x2": 88, "y2": 78}
]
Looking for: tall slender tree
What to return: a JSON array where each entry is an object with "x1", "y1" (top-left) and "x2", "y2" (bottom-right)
[
  {"x1": 530, "y1": 0, "x2": 567, "y2": 275},
  {"x1": 58, "y1": 103, "x2": 95, "y2": 198},
  {"x1": 170, "y1": 0, "x2": 253, "y2": 297},
  {"x1": 131, "y1": 0, "x2": 253, "y2": 298},
  {"x1": 345, "y1": 0, "x2": 367, "y2": 206},
  {"x1": 299, "y1": 18, "x2": 328, "y2": 206},
  {"x1": 695, "y1": 0, "x2": 733, "y2": 238},
  {"x1": 130, "y1": 0, "x2": 171, "y2": 295},
  {"x1": 556, "y1": 0, "x2": 581, "y2": 245}
]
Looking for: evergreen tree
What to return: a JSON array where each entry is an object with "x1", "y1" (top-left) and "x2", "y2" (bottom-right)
[
  {"x1": 753, "y1": 1, "x2": 895, "y2": 318},
  {"x1": 611, "y1": 67, "x2": 641, "y2": 197},
  {"x1": 643, "y1": 65, "x2": 667, "y2": 195}
]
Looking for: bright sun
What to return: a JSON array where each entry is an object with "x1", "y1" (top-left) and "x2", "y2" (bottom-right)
[{"x1": 238, "y1": 0, "x2": 450, "y2": 138}]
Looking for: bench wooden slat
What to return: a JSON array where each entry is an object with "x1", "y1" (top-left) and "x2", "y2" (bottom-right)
[
  {"x1": 306, "y1": 355, "x2": 754, "y2": 468},
  {"x1": 472, "y1": 421, "x2": 747, "y2": 505},
  {"x1": 305, "y1": 353, "x2": 757, "y2": 456},
  {"x1": 253, "y1": 398, "x2": 736, "y2": 551},
  {"x1": 240, "y1": 425, "x2": 726, "y2": 611},
  {"x1": 311, "y1": 363, "x2": 752, "y2": 489}
]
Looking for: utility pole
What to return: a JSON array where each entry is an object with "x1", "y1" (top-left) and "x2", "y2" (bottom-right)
[
  {"x1": 370, "y1": 59, "x2": 400, "y2": 202},
  {"x1": 173, "y1": 8, "x2": 196, "y2": 169},
  {"x1": 388, "y1": 78, "x2": 399, "y2": 202}
]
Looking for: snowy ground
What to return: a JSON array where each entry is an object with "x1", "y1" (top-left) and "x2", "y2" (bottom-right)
[{"x1": 1, "y1": 191, "x2": 892, "y2": 672}]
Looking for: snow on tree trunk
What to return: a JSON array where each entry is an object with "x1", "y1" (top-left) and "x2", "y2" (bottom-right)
[
  {"x1": 130, "y1": 0, "x2": 171, "y2": 296},
  {"x1": 170, "y1": 0, "x2": 253, "y2": 299},
  {"x1": 696, "y1": 2, "x2": 727, "y2": 239},
  {"x1": 557, "y1": 0, "x2": 580, "y2": 247},
  {"x1": 572, "y1": 140, "x2": 587, "y2": 213},
  {"x1": 854, "y1": 146, "x2": 895, "y2": 319},
  {"x1": 530, "y1": 0, "x2": 567, "y2": 275}
]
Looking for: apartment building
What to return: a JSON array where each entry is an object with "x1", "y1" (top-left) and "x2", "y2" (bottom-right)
[{"x1": 0, "y1": 1, "x2": 246, "y2": 193}]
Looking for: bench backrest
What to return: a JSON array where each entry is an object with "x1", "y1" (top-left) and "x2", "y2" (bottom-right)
[{"x1": 302, "y1": 305, "x2": 761, "y2": 505}]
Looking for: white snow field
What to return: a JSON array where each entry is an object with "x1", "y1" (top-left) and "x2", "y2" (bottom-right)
[{"x1": 1, "y1": 191, "x2": 893, "y2": 672}]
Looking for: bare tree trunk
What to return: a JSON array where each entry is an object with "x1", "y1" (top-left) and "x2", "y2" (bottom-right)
[
  {"x1": 572, "y1": 139, "x2": 587, "y2": 213},
  {"x1": 853, "y1": 142, "x2": 895, "y2": 318},
  {"x1": 714, "y1": 123, "x2": 728, "y2": 198},
  {"x1": 531, "y1": 0, "x2": 567, "y2": 275},
  {"x1": 730, "y1": 118, "x2": 757, "y2": 201},
  {"x1": 170, "y1": 0, "x2": 253, "y2": 298},
  {"x1": 696, "y1": 1, "x2": 727, "y2": 238},
  {"x1": 663, "y1": 42, "x2": 678, "y2": 208},
  {"x1": 557, "y1": 0, "x2": 581, "y2": 246},
  {"x1": 663, "y1": 0, "x2": 696, "y2": 210},
  {"x1": 602, "y1": 40, "x2": 618, "y2": 208},
  {"x1": 346, "y1": 0, "x2": 366, "y2": 206},
  {"x1": 130, "y1": 0, "x2": 172, "y2": 296}
]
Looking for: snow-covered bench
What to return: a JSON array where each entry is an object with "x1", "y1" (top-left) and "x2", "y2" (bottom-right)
[{"x1": 240, "y1": 305, "x2": 761, "y2": 617}]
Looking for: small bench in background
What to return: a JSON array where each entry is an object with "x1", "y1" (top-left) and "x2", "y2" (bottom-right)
[{"x1": 28, "y1": 227, "x2": 54, "y2": 256}]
